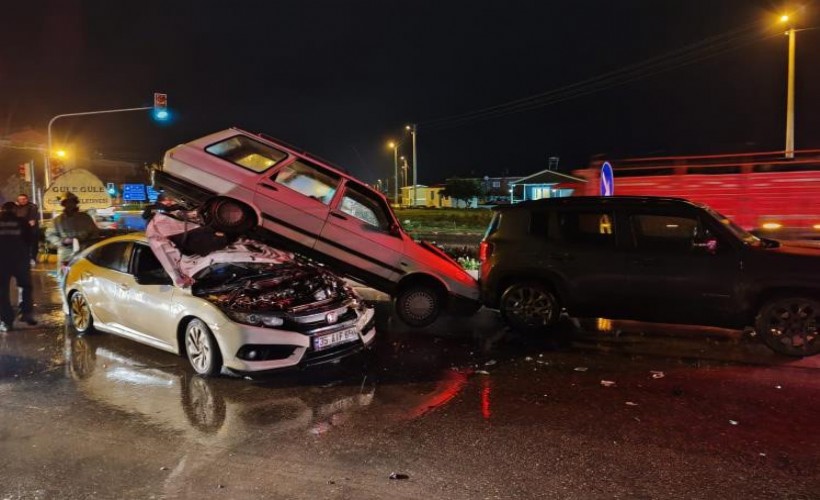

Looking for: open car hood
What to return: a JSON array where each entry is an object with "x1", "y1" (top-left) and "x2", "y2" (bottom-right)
[{"x1": 189, "y1": 239, "x2": 356, "y2": 314}]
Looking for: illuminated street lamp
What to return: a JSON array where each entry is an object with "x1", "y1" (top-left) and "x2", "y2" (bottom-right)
[
  {"x1": 46, "y1": 94, "x2": 168, "y2": 186},
  {"x1": 782, "y1": 13, "x2": 796, "y2": 159},
  {"x1": 387, "y1": 141, "x2": 399, "y2": 205},
  {"x1": 405, "y1": 124, "x2": 417, "y2": 206},
  {"x1": 400, "y1": 156, "x2": 408, "y2": 188}
]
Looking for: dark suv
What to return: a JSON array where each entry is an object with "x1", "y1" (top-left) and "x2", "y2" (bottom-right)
[{"x1": 479, "y1": 196, "x2": 820, "y2": 357}]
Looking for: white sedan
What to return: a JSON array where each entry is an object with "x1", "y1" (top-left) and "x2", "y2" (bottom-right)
[{"x1": 63, "y1": 233, "x2": 376, "y2": 376}]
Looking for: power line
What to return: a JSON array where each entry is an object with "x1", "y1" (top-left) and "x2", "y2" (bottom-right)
[{"x1": 421, "y1": 20, "x2": 773, "y2": 131}]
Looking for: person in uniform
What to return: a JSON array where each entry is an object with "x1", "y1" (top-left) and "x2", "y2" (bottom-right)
[
  {"x1": 15, "y1": 193, "x2": 40, "y2": 264},
  {"x1": 0, "y1": 202, "x2": 36, "y2": 331}
]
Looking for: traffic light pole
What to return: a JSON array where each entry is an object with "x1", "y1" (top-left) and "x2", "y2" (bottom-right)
[{"x1": 46, "y1": 106, "x2": 152, "y2": 186}]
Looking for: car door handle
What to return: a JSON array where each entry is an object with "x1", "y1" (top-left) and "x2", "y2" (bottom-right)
[
  {"x1": 118, "y1": 283, "x2": 129, "y2": 291},
  {"x1": 259, "y1": 182, "x2": 278, "y2": 191},
  {"x1": 330, "y1": 212, "x2": 348, "y2": 221}
]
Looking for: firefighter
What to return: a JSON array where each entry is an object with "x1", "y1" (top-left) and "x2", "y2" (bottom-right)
[{"x1": 45, "y1": 192, "x2": 99, "y2": 272}]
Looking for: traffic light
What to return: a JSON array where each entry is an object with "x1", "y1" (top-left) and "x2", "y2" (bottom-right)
[{"x1": 153, "y1": 92, "x2": 169, "y2": 121}]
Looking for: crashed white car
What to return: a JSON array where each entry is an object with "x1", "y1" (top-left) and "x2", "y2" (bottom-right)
[{"x1": 63, "y1": 232, "x2": 376, "y2": 376}]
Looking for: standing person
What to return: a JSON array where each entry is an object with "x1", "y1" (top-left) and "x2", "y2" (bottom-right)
[
  {"x1": 45, "y1": 192, "x2": 99, "y2": 273},
  {"x1": 0, "y1": 202, "x2": 36, "y2": 331},
  {"x1": 15, "y1": 193, "x2": 40, "y2": 265}
]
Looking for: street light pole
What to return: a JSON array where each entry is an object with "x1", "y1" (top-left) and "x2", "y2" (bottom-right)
[
  {"x1": 46, "y1": 106, "x2": 152, "y2": 186},
  {"x1": 388, "y1": 141, "x2": 399, "y2": 206},
  {"x1": 406, "y1": 124, "x2": 417, "y2": 206},
  {"x1": 785, "y1": 25, "x2": 796, "y2": 159}
]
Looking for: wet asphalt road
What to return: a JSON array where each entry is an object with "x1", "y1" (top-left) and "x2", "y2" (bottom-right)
[{"x1": 1, "y1": 268, "x2": 820, "y2": 499}]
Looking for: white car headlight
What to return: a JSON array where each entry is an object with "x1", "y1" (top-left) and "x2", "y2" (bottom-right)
[{"x1": 227, "y1": 311, "x2": 284, "y2": 327}]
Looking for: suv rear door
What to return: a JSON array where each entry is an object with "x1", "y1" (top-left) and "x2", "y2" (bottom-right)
[
  {"x1": 549, "y1": 207, "x2": 632, "y2": 317},
  {"x1": 254, "y1": 158, "x2": 342, "y2": 251},
  {"x1": 621, "y1": 207, "x2": 740, "y2": 325}
]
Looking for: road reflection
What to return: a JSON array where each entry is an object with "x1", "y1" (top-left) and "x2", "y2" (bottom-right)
[{"x1": 62, "y1": 325, "x2": 477, "y2": 444}]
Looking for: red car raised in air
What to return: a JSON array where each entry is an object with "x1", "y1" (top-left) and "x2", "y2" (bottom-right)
[{"x1": 153, "y1": 128, "x2": 480, "y2": 327}]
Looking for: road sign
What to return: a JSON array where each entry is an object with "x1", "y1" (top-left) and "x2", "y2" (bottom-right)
[
  {"x1": 146, "y1": 186, "x2": 160, "y2": 203},
  {"x1": 122, "y1": 183, "x2": 147, "y2": 202},
  {"x1": 600, "y1": 161, "x2": 614, "y2": 196}
]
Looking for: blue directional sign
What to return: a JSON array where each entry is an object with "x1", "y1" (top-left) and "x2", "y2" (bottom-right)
[
  {"x1": 122, "y1": 183, "x2": 147, "y2": 202},
  {"x1": 146, "y1": 186, "x2": 160, "y2": 203},
  {"x1": 600, "y1": 161, "x2": 614, "y2": 196}
]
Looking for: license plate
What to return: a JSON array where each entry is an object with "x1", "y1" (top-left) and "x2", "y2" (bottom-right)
[{"x1": 313, "y1": 328, "x2": 359, "y2": 351}]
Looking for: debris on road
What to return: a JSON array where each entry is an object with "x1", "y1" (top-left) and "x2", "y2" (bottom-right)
[
  {"x1": 600, "y1": 380, "x2": 616, "y2": 387},
  {"x1": 485, "y1": 359, "x2": 497, "y2": 366},
  {"x1": 625, "y1": 401, "x2": 639, "y2": 406},
  {"x1": 389, "y1": 472, "x2": 410, "y2": 480},
  {"x1": 650, "y1": 371, "x2": 665, "y2": 379},
  {"x1": 574, "y1": 367, "x2": 588, "y2": 372},
  {"x1": 475, "y1": 370, "x2": 490, "y2": 375},
  {"x1": 525, "y1": 356, "x2": 534, "y2": 362},
  {"x1": 729, "y1": 420, "x2": 739, "y2": 426}
]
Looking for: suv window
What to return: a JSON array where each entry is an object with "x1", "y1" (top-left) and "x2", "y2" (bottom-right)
[
  {"x1": 630, "y1": 214, "x2": 698, "y2": 252},
  {"x1": 558, "y1": 211, "x2": 615, "y2": 246},
  {"x1": 272, "y1": 160, "x2": 339, "y2": 204},
  {"x1": 86, "y1": 241, "x2": 132, "y2": 273},
  {"x1": 205, "y1": 135, "x2": 288, "y2": 172},
  {"x1": 339, "y1": 185, "x2": 390, "y2": 230}
]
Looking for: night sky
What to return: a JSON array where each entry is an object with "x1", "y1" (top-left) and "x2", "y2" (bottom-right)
[{"x1": 2, "y1": 0, "x2": 819, "y2": 184}]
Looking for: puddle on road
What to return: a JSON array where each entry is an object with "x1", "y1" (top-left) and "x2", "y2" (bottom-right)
[{"x1": 28, "y1": 325, "x2": 490, "y2": 445}]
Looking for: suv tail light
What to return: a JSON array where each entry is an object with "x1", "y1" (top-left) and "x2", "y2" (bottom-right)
[{"x1": 479, "y1": 241, "x2": 493, "y2": 262}]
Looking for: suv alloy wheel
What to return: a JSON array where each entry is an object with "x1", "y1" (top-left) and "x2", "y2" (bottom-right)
[
  {"x1": 756, "y1": 296, "x2": 820, "y2": 357},
  {"x1": 500, "y1": 281, "x2": 559, "y2": 334}
]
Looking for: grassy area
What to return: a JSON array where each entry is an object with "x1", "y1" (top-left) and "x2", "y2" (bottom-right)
[{"x1": 394, "y1": 208, "x2": 493, "y2": 235}]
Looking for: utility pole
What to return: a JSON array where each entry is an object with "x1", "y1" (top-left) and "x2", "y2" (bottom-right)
[
  {"x1": 406, "y1": 124, "x2": 417, "y2": 206},
  {"x1": 785, "y1": 25, "x2": 796, "y2": 159}
]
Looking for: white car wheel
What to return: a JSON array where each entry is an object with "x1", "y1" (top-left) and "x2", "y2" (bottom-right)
[
  {"x1": 184, "y1": 318, "x2": 223, "y2": 376},
  {"x1": 69, "y1": 292, "x2": 94, "y2": 334}
]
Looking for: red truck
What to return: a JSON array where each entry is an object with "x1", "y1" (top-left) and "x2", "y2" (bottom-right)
[{"x1": 569, "y1": 150, "x2": 820, "y2": 240}]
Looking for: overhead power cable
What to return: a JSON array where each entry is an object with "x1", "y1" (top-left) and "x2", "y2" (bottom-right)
[{"x1": 421, "y1": 20, "x2": 775, "y2": 131}]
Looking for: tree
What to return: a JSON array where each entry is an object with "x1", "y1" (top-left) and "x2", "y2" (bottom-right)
[{"x1": 441, "y1": 178, "x2": 481, "y2": 207}]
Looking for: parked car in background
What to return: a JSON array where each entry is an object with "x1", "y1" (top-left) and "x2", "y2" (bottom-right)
[
  {"x1": 63, "y1": 233, "x2": 376, "y2": 376},
  {"x1": 153, "y1": 128, "x2": 479, "y2": 327},
  {"x1": 479, "y1": 196, "x2": 820, "y2": 357}
]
